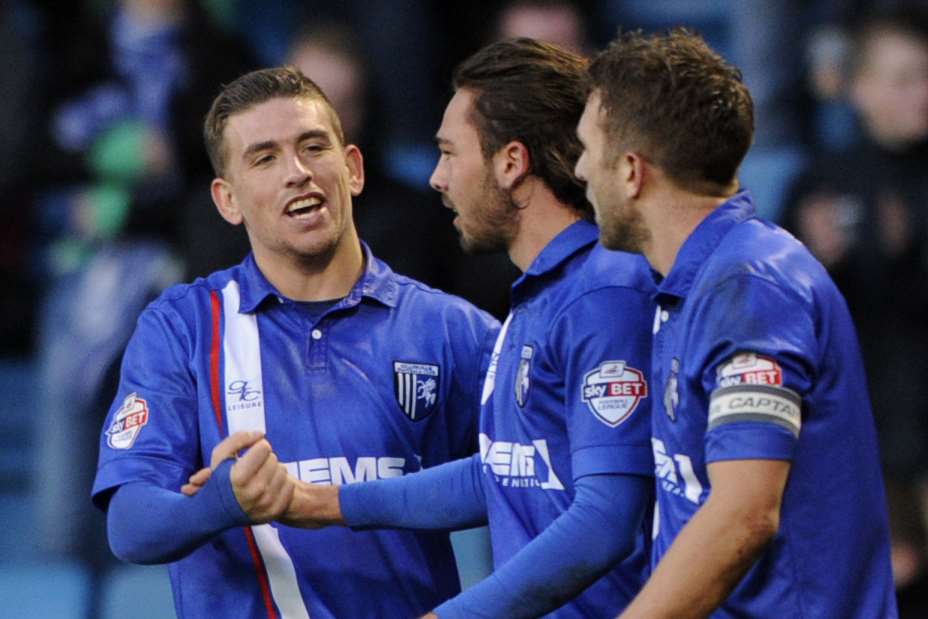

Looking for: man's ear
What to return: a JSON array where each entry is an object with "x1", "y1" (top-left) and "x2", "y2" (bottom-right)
[
  {"x1": 344, "y1": 144, "x2": 365, "y2": 197},
  {"x1": 493, "y1": 140, "x2": 530, "y2": 190},
  {"x1": 211, "y1": 177, "x2": 243, "y2": 226},
  {"x1": 621, "y1": 151, "x2": 646, "y2": 199}
]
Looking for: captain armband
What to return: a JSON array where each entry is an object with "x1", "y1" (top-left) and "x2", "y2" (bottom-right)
[
  {"x1": 708, "y1": 352, "x2": 802, "y2": 437},
  {"x1": 708, "y1": 385, "x2": 801, "y2": 437}
]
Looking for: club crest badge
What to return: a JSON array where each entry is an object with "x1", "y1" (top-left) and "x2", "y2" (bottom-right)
[
  {"x1": 581, "y1": 360, "x2": 648, "y2": 427},
  {"x1": 106, "y1": 392, "x2": 150, "y2": 449},
  {"x1": 663, "y1": 357, "x2": 680, "y2": 422},
  {"x1": 394, "y1": 361, "x2": 440, "y2": 421},
  {"x1": 514, "y1": 345, "x2": 534, "y2": 408}
]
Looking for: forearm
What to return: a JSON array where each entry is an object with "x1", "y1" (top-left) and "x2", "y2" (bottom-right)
[
  {"x1": 437, "y1": 474, "x2": 651, "y2": 619},
  {"x1": 284, "y1": 454, "x2": 488, "y2": 530},
  {"x1": 619, "y1": 495, "x2": 775, "y2": 619},
  {"x1": 341, "y1": 454, "x2": 487, "y2": 530},
  {"x1": 107, "y1": 460, "x2": 250, "y2": 564}
]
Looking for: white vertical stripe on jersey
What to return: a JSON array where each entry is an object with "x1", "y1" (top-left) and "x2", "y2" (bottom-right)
[
  {"x1": 222, "y1": 280, "x2": 312, "y2": 619},
  {"x1": 481, "y1": 313, "x2": 513, "y2": 405},
  {"x1": 221, "y1": 280, "x2": 266, "y2": 435}
]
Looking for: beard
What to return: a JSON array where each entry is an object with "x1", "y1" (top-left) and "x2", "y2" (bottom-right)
[
  {"x1": 454, "y1": 169, "x2": 520, "y2": 254},
  {"x1": 597, "y1": 197, "x2": 650, "y2": 254}
]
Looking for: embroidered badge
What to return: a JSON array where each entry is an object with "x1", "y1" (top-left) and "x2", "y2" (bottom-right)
[
  {"x1": 716, "y1": 353, "x2": 783, "y2": 387},
  {"x1": 581, "y1": 360, "x2": 648, "y2": 427},
  {"x1": 514, "y1": 345, "x2": 534, "y2": 408},
  {"x1": 106, "y1": 393, "x2": 150, "y2": 449},
  {"x1": 394, "y1": 362, "x2": 440, "y2": 421},
  {"x1": 663, "y1": 357, "x2": 680, "y2": 422}
]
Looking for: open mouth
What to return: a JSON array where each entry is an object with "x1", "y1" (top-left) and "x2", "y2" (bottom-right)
[{"x1": 286, "y1": 195, "x2": 325, "y2": 219}]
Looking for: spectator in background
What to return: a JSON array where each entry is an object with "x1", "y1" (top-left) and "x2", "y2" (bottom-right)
[
  {"x1": 33, "y1": 0, "x2": 254, "y2": 570},
  {"x1": 783, "y1": 7, "x2": 928, "y2": 614},
  {"x1": 494, "y1": 0, "x2": 592, "y2": 55}
]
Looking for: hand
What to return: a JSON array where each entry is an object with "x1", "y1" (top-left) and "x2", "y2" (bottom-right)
[
  {"x1": 180, "y1": 466, "x2": 211, "y2": 496},
  {"x1": 181, "y1": 431, "x2": 295, "y2": 524},
  {"x1": 228, "y1": 436, "x2": 295, "y2": 523},
  {"x1": 795, "y1": 193, "x2": 855, "y2": 268},
  {"x1": 181, "y1": 431, "x2": 264, "y2": 496}
]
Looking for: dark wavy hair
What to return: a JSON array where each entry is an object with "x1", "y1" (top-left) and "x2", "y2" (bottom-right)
[{"x1": 453, "y1": 38, "x2": 592, "y2": 217}]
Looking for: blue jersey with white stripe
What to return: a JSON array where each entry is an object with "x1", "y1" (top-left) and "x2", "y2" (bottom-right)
[
  {"x1": 651, "y1": 191, "x2": 897, "y2": 618},
  {"x1": 92, "y1": 246, "x2": 498, "y2": 619},
  {"x1": 479, "y1": 220, "x2": 655, "y2": 617}
]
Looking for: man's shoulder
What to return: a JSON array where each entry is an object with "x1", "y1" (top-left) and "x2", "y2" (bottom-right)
[
  {"x1": 708, "y1": 219, "x2": 825, "y2": 284},
  {"x1": 546, "y1": 244, "x2": 655, "y2": 315},
  {"x1": 389, "y1": 271, "x2": 500, "y2": 330},
  {"x1": 693, "y1": 218, "x2": 836, "y2": 309}
]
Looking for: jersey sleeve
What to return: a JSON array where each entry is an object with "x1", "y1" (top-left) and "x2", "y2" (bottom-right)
[
  {"x1": 442, "y1": 307, "x2": 501, "y2": 460},
  {"x1": 92, "y1": 305, "x2": 201, "y2": 508},
  {"x1": 554, "y1": 286, "x2": 654, "y2": 480},
  {"x1": 690, "y1": 274, "x2": 815, "y2": 464}
]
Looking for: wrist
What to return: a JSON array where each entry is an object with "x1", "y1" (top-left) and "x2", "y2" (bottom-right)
[{"x1": 283, "y1": 482, "x2": 342, "y2": 528}]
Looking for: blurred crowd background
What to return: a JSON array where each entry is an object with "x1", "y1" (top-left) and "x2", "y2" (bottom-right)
[{"x1": 2, "y1": 0, "x2": 928, "y2": 617}]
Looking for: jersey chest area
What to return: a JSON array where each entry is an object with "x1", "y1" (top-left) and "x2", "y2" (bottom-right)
[
  {"x1": 478, "y1": 299, "x2": 573, "y2": 508},
  {"x1": 202, "y1": 302, "x2": 449, "y2": 481},
  {"x1": 482, "y1": 298, "x2": 567, "y2": 441},
  {"x1": 651, "y1": 300, "x2": 710, "y2": 508}
]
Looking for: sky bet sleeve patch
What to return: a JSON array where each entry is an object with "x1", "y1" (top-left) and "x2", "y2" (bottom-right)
[
  {"x1": 581, "y1": 360, "x2": 648, "y2": 427},
  {"x1": 106, "y1": 392, "x2": 150, "y2": 449},
  {"x1": 709, "y1": 353, "x2": 801, "y2": 437}
]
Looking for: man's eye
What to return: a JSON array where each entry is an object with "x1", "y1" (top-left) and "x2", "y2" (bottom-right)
[{"x1": 254, "y1": 155, "x2": 275, "y2": 166}]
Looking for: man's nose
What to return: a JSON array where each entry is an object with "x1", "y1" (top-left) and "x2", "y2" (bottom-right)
[{"x1": 286, "y1": 154, "x2": 313, "y2": 187}]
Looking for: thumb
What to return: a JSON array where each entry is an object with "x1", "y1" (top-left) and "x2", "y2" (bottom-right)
[{"x1": 211, "y1": 431, "x2": 265, "y2": 469}]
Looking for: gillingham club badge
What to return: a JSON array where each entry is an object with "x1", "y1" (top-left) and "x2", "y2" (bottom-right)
[
  {"x1": 394, "y1": 361, "x2": 440, "y2": 421},
  {"x1": 514, "y1": 345, "x2": 534, "y2": 408},
  {"x1": 664, "y1": 357, "x2": 680, "y2": 422},
  {"x1": 581, "y1": 360, "x2": 648, "y2": 427}
]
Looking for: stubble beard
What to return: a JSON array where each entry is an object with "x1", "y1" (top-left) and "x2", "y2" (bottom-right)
[
  {"x1": 457, "y1": 172, "x2": 519, "y2": 254},
  {"x1": 599, "y1": 199, "x2": 649, "y2": 255}
]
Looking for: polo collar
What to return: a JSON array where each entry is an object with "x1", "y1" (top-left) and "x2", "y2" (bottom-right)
[
  {"x1": 235, "y1": 243, "x2": 398, "y2": 313},
  {"x1": 656, "y1": 190, "x2": 755, "y2": 301},
  {"x1": 514, "y1": 219, "x2": 598, "y2": 288}
]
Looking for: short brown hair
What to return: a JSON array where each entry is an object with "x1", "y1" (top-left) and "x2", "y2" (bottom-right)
[
  {"x1": 588, "y1": 29, "x2": 753, "y2": 192},
  {"x1": 203, "y1": 66, "x2": 344, "y2": 177},
  {"x1": 453, "y1": 38, "x2": 591, "y2": 217}
]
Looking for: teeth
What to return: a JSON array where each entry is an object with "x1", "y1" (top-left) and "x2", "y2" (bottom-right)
[{"x1": 287, "y1": 197, "x2": 322, "y2": 213}]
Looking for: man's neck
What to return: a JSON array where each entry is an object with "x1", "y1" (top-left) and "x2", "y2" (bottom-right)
[
  {"x1": 253, "y1": 230, "x2": 365, "y2": 301},
  {"x1": 507, "y1": 179, "x2": 583, "y2": 272},
  {"x1": 644, "y1": 186, "x2": 732, "y2": 277}
]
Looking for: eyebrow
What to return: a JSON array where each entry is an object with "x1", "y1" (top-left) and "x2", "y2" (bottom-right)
[
  {"x1": 434, "y1": 135, "x2": 451, "y2": 147},
  {"x1": 241, "y1": 130, "x2": 332, "y2": 160}
]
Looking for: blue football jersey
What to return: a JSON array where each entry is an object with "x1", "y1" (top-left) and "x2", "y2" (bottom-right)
[
  {"x1": 651, "y1": 191, "x2": 897, "y2": 618},
  {"x1": 93, "y1": 247, "x2": 499, "y2": 619},
  {"x1": 479, "y1": 220, "x2": 655, "y2": 617}
]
